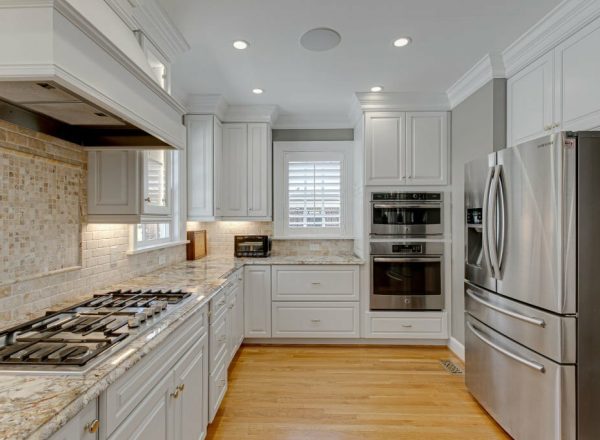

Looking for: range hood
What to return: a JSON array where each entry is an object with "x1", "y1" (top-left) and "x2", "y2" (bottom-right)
[{"x1": 0, "y1": 0, "x2": 186, "y2": 149}]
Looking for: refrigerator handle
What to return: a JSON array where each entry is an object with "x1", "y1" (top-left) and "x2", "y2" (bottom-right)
[
  {"x1": 496, "y1": 166, "x2": 506, "y2": 277},
  {"x1": 488, "y1": 165, "x2": 502, "y2": 278},
  {"x1": 482, "y1": 166, "x2": 495, "y2": 278}
]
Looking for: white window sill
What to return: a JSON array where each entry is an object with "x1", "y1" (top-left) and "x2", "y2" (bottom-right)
[{"x1": 127, "y1": 240, "x2": 189, "y2": 255}]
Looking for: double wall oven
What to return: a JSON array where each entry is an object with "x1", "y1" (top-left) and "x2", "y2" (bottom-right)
[{"x1": 369, "y1": 192, "x2": 445, "y2": 311}]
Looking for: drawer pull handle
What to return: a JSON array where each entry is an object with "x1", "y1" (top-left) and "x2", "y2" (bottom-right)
[
  {"x1": 177, "y1": 383, "x2": 185, "y2": 392},
  {"x1": 467, "y1": 321, "x2": 545, "y2": 373},
  {"x1": 311, "y1": 282, "x2": 321, "y2": 285},
  {"x1": 85, "y1": 419, "x2": 100, "y2": 434},
  {"x1": 218, "y1": 335, "x2": 227, "y2": 343},
  {"x1": 219, "y1": 379, "x2": 226, "y2": 387},
  {"x1": 170, "y1": 389, "x2": 180, "y2": 399},
  {"x1": 401, "y1": 324, "x2": 413, "y2": 328},
  {"x1": 218, "y1": 300, "x2": 226, "y2": 306},
  {"x1": 310, "y1": 319, "x2": 321, "y2": 323},
  {"x1": 228, "y1": 304, "x2": 234, "y2": 309},
  {"x1": 466, "y1": 289, "x2": 545, "y2": 327}
]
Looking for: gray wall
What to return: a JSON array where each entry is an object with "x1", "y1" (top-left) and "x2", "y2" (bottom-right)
[
  {"x1": 272, "y1": 129, "x2": 353, "y2": 142},
  {"x1": 450, "y1": 79, "x2": 506, "y2": 344}
]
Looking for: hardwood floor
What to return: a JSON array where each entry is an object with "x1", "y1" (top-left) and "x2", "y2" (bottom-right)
[{"x1": 207, "y1": 345, "x2": 510, "y2": 440}]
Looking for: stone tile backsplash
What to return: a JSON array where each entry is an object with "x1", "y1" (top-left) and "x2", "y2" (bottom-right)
[
  {"x1": 187, "y1": 221, "x2": 354, "y2": 257},
  {"x1": 0, "y1": 120, "x2": 186, "y2": 325}
]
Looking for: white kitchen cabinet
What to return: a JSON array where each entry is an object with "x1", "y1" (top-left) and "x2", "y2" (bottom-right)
[
  {"x1": 247, "y1": 123, "x2": 272, "y2": 217},
  {"x1": 507, "y1": 51, "x2": 554, "y2": 146},
  {"x1": 227, "y1": 273, "x2": 244, "y2": 365},
  {"x1": 272, "y1": 301, "x2": 360, "y2": 338},
  {"x1": 364, "y1": 111, "x2": 448, "y2": 186},
  {"x1": 186, "y1": 115, "x2": 221, "y2": 220},
  {"x1": 48, "y1": 399, "x2": 99, "y2": 440},
  {"x1": 244, "y1": 265, "x2": 271, "y2": 338},
  {"x1": 208, "y1": 356, "x2": 228, "y2": 423},
  {"x1": 554, "y1": 17, "x2": 600, "y2": 132},
  {"x1": 216, "y1": 122, "x2": 272, "y2": 219},
  {"x1": 406, "y1": 112, "x2": 448, "y2": 185},
  {"x1": 365, "y1": 311, "x2": 448, "y2": 339},
  {"x1": 87, "y1": 150, "x2": 173, "y2": 223},
  {"x1": 365, "y1": 112, "x2": 406, "y2": 185},
  {"x1": 271, "y1": 265, "x2": 359, "y2": 301}
]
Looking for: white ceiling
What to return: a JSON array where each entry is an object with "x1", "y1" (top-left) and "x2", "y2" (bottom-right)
[{"x1": 160, "y1": 0, "x2": 561, "y2": 125}]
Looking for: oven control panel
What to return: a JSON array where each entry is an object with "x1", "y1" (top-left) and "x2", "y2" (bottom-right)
[
  {"x1": 372, "y1": 192, "x2": 442, "y2": 201},
  {"x1": 391, "y1": 244, "x2": 423, "y2": 254}
]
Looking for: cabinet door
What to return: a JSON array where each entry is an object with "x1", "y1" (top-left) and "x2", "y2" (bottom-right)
[
  {"x1": 247, "y1": 123, "x2": 271, "y2": 218},
  {"x1": 244, "y1": 265, "x2": 271, "y2": 338},
  {"x1": 49, "y1": 399, "x2": 98, "y2": 440},
  {"x1": 186, "y1": 115, "x2": 216, "y2": 220},
  {"x1": 88, "y1": 150, "x2": 139, "y2": 215},
  {"x1": 555, "y1": 17, "x2": 600, "y2": 132},
  {"x1": 405, "y1": 112, "x2": 448, "y2": 185},
  {"x1": 365, "y1": 112, "x2": 405, "y2": 185},
  {"x1": 235, "y1": 280, "x2": 244, "y2": 348},
  {"x1": 507, "y1": 51, "x2": 554, "y2": 146},
  {"x1": 226, "y1": 289, "x2": 236, "y2": 365},
  {"x1": 219, "y1": 123, "x2": 248, "y2": 217},
  {"x1": 108, "y1": 372, "x2": 174, "y2": 440},
  {"x1": 142, "y1": 150, "x2": 172, "y2": 216},
  {"x1": 173, "y1": 335, "x2": 208, "y2": 440}
]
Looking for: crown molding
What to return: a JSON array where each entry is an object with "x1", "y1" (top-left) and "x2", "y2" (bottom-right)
[
  {"x1": 446, "y1": 53, "x2": 505, "y2": 109},
  {"x1": 273, "y1": 113, "x2": 353, "y2": 129},
  {"x1": 354, "y1": 92, "x2": 450, "y2": 112},
  {"x1": 104, "y1": 0, "x2": 189, "y2": 62},
  {"x1": 225, "y1": 105, "x2": 280, "y2": 125},
  {"x1": 186, "y1": 94, "x2": 228, "y2": 120},
  {"x1": 503, "y1": 0, "x2": 600, "y2": 77}
]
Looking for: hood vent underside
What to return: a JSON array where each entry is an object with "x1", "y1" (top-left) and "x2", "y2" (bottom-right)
[{"x1": 0, "y1": 82, "x2": 169, "y2": 149}]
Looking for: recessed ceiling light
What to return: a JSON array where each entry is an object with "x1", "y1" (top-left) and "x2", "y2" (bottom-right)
[
  {"x1": 252, "y1": 88, "x2": 264, "y2": 95},
  {"x1": 393, "y1": 37, "x2": 412, "y2": 48},
  {"x1": 233, "y1": 40, "x2": 249, "y2": 50},
  {"x1": 370, "y1": 86, "x2": 383, "y2": 92}
]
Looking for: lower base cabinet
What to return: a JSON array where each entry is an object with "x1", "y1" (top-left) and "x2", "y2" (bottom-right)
[
  {"x1": 272, "y1": 302, "x2": 360, "y2": 338},
  {"x1": 48, "y1": 399, "x2": 99, "y2": 440}
]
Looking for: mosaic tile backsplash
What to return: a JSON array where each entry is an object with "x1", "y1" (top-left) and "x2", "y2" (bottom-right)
[
  {"x1": 187, "y1": 221, "x2": 354, "y2": 257},
  {"x1": 0, "y1": 120, "x2": 186, "y2": 325}
]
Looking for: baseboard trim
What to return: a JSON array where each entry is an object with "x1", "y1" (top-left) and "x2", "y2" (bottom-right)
[
  {"x1": 448, "y1": 337, "x2": 465, "y2": 361},
  {"x1": 243, "y1": 338, "x2": 448, "y2": 346}
]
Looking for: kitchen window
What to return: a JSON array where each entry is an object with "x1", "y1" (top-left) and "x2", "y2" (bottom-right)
[{"x1": 274, "y1": 142, "x2": 353, "y2": 238}]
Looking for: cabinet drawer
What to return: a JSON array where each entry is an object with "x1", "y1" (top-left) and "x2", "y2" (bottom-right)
[
  {"x1": 101, "y1": 306, "x2": 207, "y2": 437},
  {"x1": 210, "y1": 286, "x2": 229, "y2": 323},
  {"x1": 209, "y1": 312, "x2": 228, "y2": 370},
  {"x1": 367, "y1": 313, "x2": 446, "y2": 338},
  {"x1": 271, "y1": 265, "x2": 359, "y2": 301},
  {"x1": 208, "y1": 357, "x2": 228, "y2": 423},
  {"x1": 272, "y1": 302, "x2": 359, "y2": 338},
  {"x1": 49, "y1": 399, "x2": 98, "y2": 440}
]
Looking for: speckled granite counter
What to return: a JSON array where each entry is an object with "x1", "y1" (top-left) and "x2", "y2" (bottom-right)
[{"x1": 0, "y1": 254, "x2": 363, "y2": 440}]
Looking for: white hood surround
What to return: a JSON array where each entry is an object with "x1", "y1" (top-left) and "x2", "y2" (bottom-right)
[{"x1": 0, "y1": 0, "x2": 186, "y2": 149}]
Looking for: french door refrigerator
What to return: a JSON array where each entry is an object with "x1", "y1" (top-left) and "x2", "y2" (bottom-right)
[{"x1": 464, "y1": 132, "x2": 600, "y2": 440}]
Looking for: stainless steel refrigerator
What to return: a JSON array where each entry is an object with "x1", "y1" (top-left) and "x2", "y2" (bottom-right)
[{"x1": 464, "y1": 132, "x2": 600, "y2": 440}]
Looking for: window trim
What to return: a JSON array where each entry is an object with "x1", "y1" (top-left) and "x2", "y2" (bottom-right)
[{"x1": 274, "y1": 141, "x2": 353, "y2": 239}]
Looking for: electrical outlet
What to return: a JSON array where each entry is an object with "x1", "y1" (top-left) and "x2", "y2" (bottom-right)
[{"x1": 158, "y1": 255, "x2": 166, "y2": 265}]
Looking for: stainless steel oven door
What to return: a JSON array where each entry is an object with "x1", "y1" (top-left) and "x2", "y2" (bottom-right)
[
  {"x1": 370, "y1": 256, "x2": 444, "y2": 310},
  {"x1": 370, "y1": 203, "x2": 442, "y2": 236}
]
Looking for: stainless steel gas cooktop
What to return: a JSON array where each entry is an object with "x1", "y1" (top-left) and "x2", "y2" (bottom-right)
[{"x1": 0, "y1": 289, "x2": 191, "y2": 375}]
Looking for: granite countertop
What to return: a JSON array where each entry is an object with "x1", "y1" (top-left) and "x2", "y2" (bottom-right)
[{"x1": 0, "y1": 254, "x2": 363, "y2": 440}]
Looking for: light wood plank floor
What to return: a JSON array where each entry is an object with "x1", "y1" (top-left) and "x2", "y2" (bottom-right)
[{"x1": 207, "y1": 345, "x2": 510, "y2": 440}]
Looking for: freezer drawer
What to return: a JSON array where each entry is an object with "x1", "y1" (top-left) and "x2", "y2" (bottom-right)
[
  {"x1": 465, "y1": 315, "x2": 575, "y2": 440},
  {"x1": 465, "y1": 282, "x2": 576, "y2": 363}
]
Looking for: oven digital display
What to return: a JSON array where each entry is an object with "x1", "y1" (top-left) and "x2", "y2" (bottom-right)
[{"x1": 392, "y1": 244, "x2": 422, "y2": 253}]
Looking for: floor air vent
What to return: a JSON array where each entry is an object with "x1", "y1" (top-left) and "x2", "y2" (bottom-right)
[{"x1": 440, "y1": 359, "x2": 464, "y2": 375}]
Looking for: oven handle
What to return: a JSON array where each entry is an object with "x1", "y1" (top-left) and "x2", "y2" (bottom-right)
[
  {"x1": 372, "y1": 203, "x2": 439, "y2": 209},
  {"x1": 373, "y1": 257, "x2": 441, "y2": 263}
]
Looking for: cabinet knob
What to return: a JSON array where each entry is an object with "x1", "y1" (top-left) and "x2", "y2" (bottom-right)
[
  {"x1": 177, "y1": 383, "x2": 185, "y2": 392},
  {"x1": 144, "y1": 197, "x2": 151, "y2": 203},
  {"x1": 85, "y1": 419, "x2": 100, "y2": 434}
]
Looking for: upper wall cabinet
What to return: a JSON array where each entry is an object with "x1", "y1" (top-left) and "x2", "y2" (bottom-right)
[
  {"x1": 507, "y1": 16, "x2": 600, "y2": 146},
  {"x1": 186, "y1": 115, "x2": 220, "y2": 221},
  {"x1": 216, "y1": 123, "x2": 272, "y2": 220},
  {"x1": 365, "y1": 111, "x2": 448, "y2": 186},
  {"x1": 88, "y1": 150, "x2": 172, "y2": 223},
  {"x1": 507, "y1": 51, "x2": 554, "y2": 146}
]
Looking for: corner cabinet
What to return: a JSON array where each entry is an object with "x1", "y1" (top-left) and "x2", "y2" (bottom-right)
[
  {"x1": 216, "y1": 123, "x2": 272, "y2": 219},
  {"x1": 507, "y1": 15, "x2": 600, "y2": 146},
  {"x1": 365, "y1": 111, "x2": 448, "y2": 186},
  {"x1": 87, "y1": 150, "x2": 173, "y2": 223}
]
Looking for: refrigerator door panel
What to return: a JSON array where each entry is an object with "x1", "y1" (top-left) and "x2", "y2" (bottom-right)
[
  {"x1": 464, "y1": 153, "x2": 496, "y2": 291},
  {"x1": 465, "y1": 282, "x2": 576, "y2": 363},
  {"x1": 495, "y1": 134, "x2": 576, "y2": 314},
  {"x1": 465, "y1": 315, "x2": 576, "y2": 440}
]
